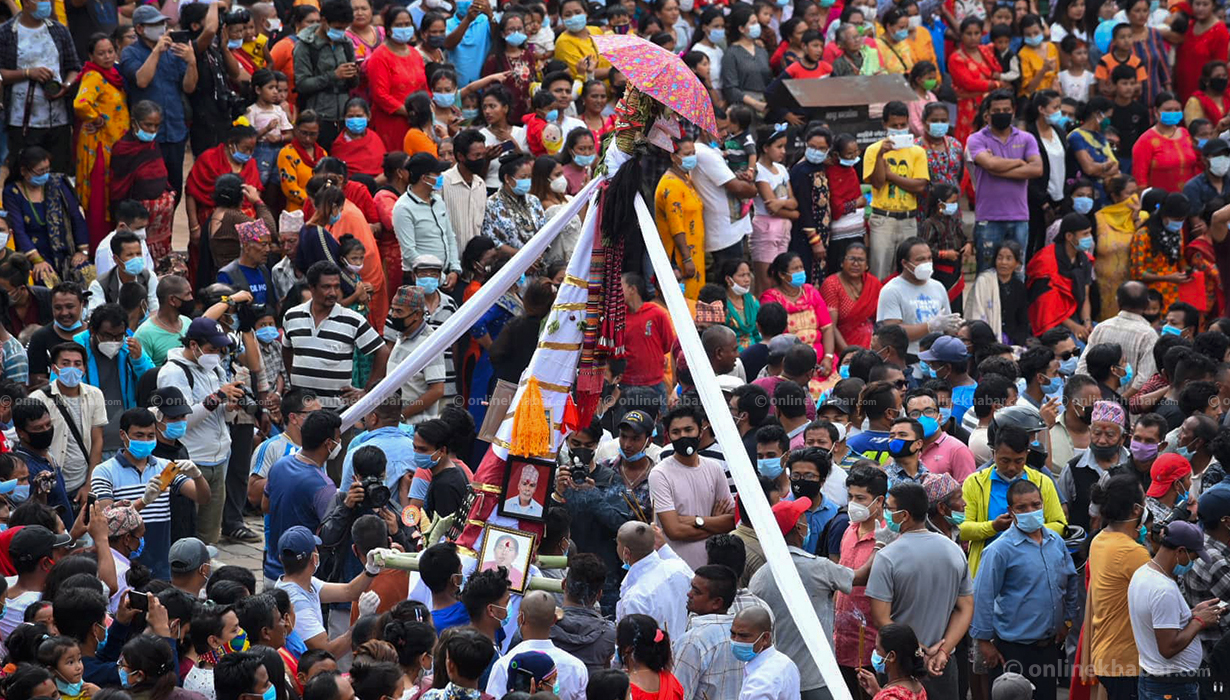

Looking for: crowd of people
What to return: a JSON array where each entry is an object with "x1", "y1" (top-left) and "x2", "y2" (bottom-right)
[{"x1": 3, "y1": 0, "x2": 1230, "y2": 698}]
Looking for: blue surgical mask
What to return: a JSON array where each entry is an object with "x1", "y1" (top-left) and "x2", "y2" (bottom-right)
[
  {"x1": 1159, "y1": 110, "x2": 1183, "y2": 126},
  {"x1": 131, "y1": 535, "x2": 146, "y2": 558},
  {"x1": 1177, "y1": 443, "x2": 1195, "y2": 459},
  {"x1": 1199, "y1": 138, "x2": 1210, "y2": 150},
  {"x1": 232, "y1": 150, "x2": 252, "y2": 164},
  {"x1": 1047, "y1": 111, "x2": 1070, "y2": 128},
  {"x1": 919, "y1": 360, "x2": 936, "y2": 378},
  {"x1": 433, "y1": 92, "x2": 456, "y2": 108},
  {"x1": 227, "y1": 38, "x2": 243, "y2": 49},
  {"x1": 789, "y1": 270, "x2": 807, "y2": 287},
  {"x1": 118, "y1": 668, "x2": 131, "y2": 688},
  {"x1": 1164, "y1": 219, "x2": 1184, "y2": 233},
  {"x1": 56, "y1": 679, "x2": 83, "y2": 697},
  {"x1": 1042, "y1": 374, "x2": 1063, "y2": 394},
  {"x1": 619, "y1": 446, "x2": 646, "y2": 462},
  {"x1": 892, "y1": 28, "x2": 908, "y2": 41},
  {"x1": 757, "y1": 457, "x2": 783, "y2": 479},
  {"x1": 28, "y1": 172, "x2": 50, "y2": 187},
  {"x1": 747, "y1": 22, "x2": 761, "y2": 39},
  {"x1": 255, "y1": 326, "x2": 280, "y2": 344},
  {"x1": 136, "y1": 128, "x2": 158, "y2": 142},
  {"x1": 127, "y1": 437, "x2": 157, "y2": 460},
  {"x1": 886, "y1": 509, "x2": 904, "y2": 533},
  {"x1": 513, "y1": 178, "x2": 531, "y2": 195},
  {"x1": 574, "y1": 153, "x2": 596, "y2": 167},
  {"x1": 54, "y1": 319, "x2": 83, "y2": 332},
  {"x1": 1076, "y1": 235, "x2": 1094, "y2": 252},
  {"x1": 928, "y1": 122, "x2": 949, "y2": 138},
  {"x1": 839, "y1": 157, "x2": 859, "y2": 167},
  {"x1": 505, "y1": 30, "x2": 527, "y2": 46},
  {"x1": 941, "y1": 201, "x2": 958, "y2": 216},
  {"x1": 326, "y1": 27, "x2": 346, "y2": 41},
  {"x1": 56, "y1": 366, "x2": 83, "y2": 388},
  {"x1": 708, "y1": 27, "x2": 724, "y2": 43},
  {"x1": 124, "y1": 256, "x2": 146, "y2": 276},
  {"x1": 462, "y1": 108, "x2": 479, "y2": 120},
  {"x1": 1024, "y1": 33, "x2": 1044, "y2": 46},
  {"x1": 939, "y1": 406, "x2": 952, "y2": 424},
  {"x1": 680, "y1": 155, "x2": 698, "y2": 171},
  {"x1": 1162, "y1": 324, "x2": 1183, "y2": 336},
  {"x1": 563, "y1": 13, "x2": 588, "y2": 31},
  {"x1": 1120, "y1": 362, "x2": 1134, "y2": 388},
  {"x1": 870, "y1": 649, "x2": 887, "y2": 674},
  {"x1": 163, "y1": 420, "x2": 187, "y2": 440},
  {"x1": 11, "y1": 484, "x2": 29, "y2": 503},
  {"x1": 329, "y1": 212, "x2": 341, "y2": 226},
  {"x1": 919, "y1": 414, "x2": 939, "y2": 439},
  {"x1": 731, "y1": 634, "x2": 763, "y2": 662},
  {"x1": 839, "y1": 364, "x2": 851, "y2": 379},
  {"x1": 1174, "y1": 557, "x2": 1195, "y2": 577},
  {"x1": 346, "y1": 116, "x2": 368, "y2": 133},
  {"x1": 413, "y1": 450, "x2": 439, "y2": 469},
  {"x1": 262, "y1": 684, "x2": 277, "y2": 700},
  {"x1": 1073, "y1": 196, "x2": 1094, "y2": 214},
  {"x1": 391, "y1": 26, "x2": 415, "y2": 43},
  {"x1": 1015, "y1": 508, "x2": 1045, "y2": 532},
  {"x1": 434, "y1": 174, "x2": 444, "y2": 190},
  {"x1": 805, "y1": 147, "x2": 828, "y2": 164},
  {"x1": 544, "y1": 108, "x2": 559, "y2": 122},
  {"x1": 32, "y1": 0, "x2": 51, "y2": 18},
  {"x1": 1059, "y1": 355, "x2": 1078, "y2": 375}
]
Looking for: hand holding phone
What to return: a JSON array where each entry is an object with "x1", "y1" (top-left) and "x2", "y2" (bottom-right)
[{"x1": 128, "y1": 591, "x2": 150, "y2": 612}]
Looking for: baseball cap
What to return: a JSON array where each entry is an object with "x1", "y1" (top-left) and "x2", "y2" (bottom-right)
[
  {"x1": 771, "y1": 497, "x2": 811, "y2": 536},
  {"x1": 412, "y1": 254, "x2": 444, "y2": 271},
  {"x1": 919, "y1": 336, "x2": 968, "y2": 363},
  {"x1": 992, "y1": 673, "x2": 1035, "y2": 700},
  {"x1": 1147, "y1": 453, "x2": 1193, "y2": 498},
  {"x1": 618, "y1": 410, "x2": 654, "y2": 436},
  {"x1": 105, "y1": 505, "x2": 143, "y2": 539},
  {"x1": 150, "y1": 386, "x2": 192, "y2": 418},
  {"x1": 1199, "y1": 484, "x2": 1230, "y2": 529},
  {"x1": 507, "y1": 651, "x2": 557, "y2": 691},
  {"x1": 9, "y1": 525, "x2": 73, "y2": 566},
  {"x1": 132, "y1": 5, "x2": 170, "y2": 24},
  {"x1": 169, "y1": 537, "x2": 218, "y2": 574},
  {"x1": 185, "y1": 317, "x2": 233, "y2": 348},
  {"x1": 279, "y1": 525, "x2": 323, "y2": 563},
  {"x1": 1204, "y1": 138, "x2": 1230, "y2": 158},
  {"x1": 1161, "y1": 520, "x2": 1212, "y2": 563}
]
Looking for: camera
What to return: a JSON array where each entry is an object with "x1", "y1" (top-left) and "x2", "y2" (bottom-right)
[
  {"x1": 361, "y1": 475, "x2": 391, "y2": 509},
  {"x1": 236, "y1": 385, "x2": 260, "y2": 417}
]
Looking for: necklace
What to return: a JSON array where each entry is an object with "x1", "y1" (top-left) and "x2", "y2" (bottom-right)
[{"x1": 839, "y1": 274, "x2": 863, "y2": 299}]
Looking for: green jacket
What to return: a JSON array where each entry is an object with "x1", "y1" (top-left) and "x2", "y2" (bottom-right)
[
  {"x1": 959, "y1": 465, "x2": 1067, "y2": 577},
  {"x1": 292, "y1": 26, "x2": 359, "y2": 121}
]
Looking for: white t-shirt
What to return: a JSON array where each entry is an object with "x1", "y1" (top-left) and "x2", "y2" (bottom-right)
[
  {"x1": 277, "y1": 576, "x2": 327, "y2": 642},
  {"x1": 753, "y1": 161, "x2": 790, "y2": 218},
  {"x1": 1039, "y1": 129, "x2": 1066, "y2": 201},
  {"x1": 0, "y1": 590, "x2": 41, "y2": 642},
  {"x1": 692, "y1": 142, "x2": 752, "y2": 252},
  {"x1": 1128, "y1": 563, "x2": 1204, "y2": 675},
  {"x1": 1057, "y1": 69, "x2": 1095, "y2": 101},
  {"x1": 95, "y1": 229, "x2": 156, "y2": 277},
  {"x1": 693, "y1": 42, "x2": 724, "y2": 86},
  {"x1": 1049, "y1": 24, "x2": 1088, "y2": 46},
  {"x1": 875, "y1": 276, "x2": 952, "y2": 355}
]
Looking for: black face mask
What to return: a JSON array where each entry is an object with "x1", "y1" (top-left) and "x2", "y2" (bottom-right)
[
  {"x1": 671, "y1": 436, "x2": 700, "y2": 457},
  {"x1": 571, "y1": 447, "x2": 595, "y2": 466},
  {"x1": 990, "y1": 112, "x2": 1013, "y2": 131},
  {"x1": 1090, "y1": 442, "x2": 1121, "y2": 461},
  {"x1": 24, "y1": 428, "x2": 53, "y2": 451},
  {"x1": 791, "y1": 479, "x2": 822, "y2": 502},
  {"x1": 1212, "y1": 77, "x2": 1229, "y2": 93},
  {"x1": 387, "y1": 315, "x2": 407, "y2": 333},
  {"x1": 464, "y1": 157, "x2": 489, "y2": 176},
  {"x1": 1143, "y1": 312, "x2": 1161, "y2": 323}
]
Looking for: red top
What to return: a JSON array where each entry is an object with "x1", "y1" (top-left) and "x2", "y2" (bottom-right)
[
  {"x1": 330, "y1": 128, "x2": 386, "y2": 178},
  {"x1": 785, "y1": 60, "x2": 833, "y2": 79},
  {"x1": 364, "y1": 42, "x2": 428, "y2": 151},
  {"x1": 1176, "y1": 22, "x2": 1229, "y2": 102},
  {"x1": 630, "y1": 672, "x2": 685, "y2": 700},
  {"x1": 622, "y1": 301, "x2": 676, "y2": 386},
  {"x1": 1132, "y1": 126, "x2": 1201, "y2": 192}
]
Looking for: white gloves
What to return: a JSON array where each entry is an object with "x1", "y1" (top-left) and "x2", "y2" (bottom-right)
[
  {"x1": 141, "y1": 478, "x2": 167, "y2": 505},
  {"x1": 874, "y1": 523, "x2": 899, "y2": 549},
  {"x1": 926, "y1": 313, "x2": 963, "y2": 334},
  {"x1": 358, "y1": 590, "x2": 381, "y2": 616},
  {"x1": 365, "y1": 550, "x2": 384, "y2": 576},
  {"x1": 177, "y1": 460, "x2": 202, "y2": 479}
]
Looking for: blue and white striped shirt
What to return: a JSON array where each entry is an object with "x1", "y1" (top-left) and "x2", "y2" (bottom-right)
[{"x1": 90, "y1": 452, "x2": 187, "y2": 523}]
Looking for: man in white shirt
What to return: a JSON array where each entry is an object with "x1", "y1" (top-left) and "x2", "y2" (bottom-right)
[
  {"x1": 733, "y1": 606, "x2": 800, "y2": 700},
  {"x1": 94, "y1": 201, "x2": 155, "y2": 277},
  {"x1": 690, "y1": 141, "x2": 756, "y2": 262},
  {"x1": 615, "y1": 520, "x2": 693, "y2": 648},
  {"x1": 485, "y1": 591, "x2": 588, "y2": 700}
]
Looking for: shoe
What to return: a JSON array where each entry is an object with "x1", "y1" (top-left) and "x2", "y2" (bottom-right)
[{"x1": 223, "y1": 526, "x2": 261, "y2": 544}]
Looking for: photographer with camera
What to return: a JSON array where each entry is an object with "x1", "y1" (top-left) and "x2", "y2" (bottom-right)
[{"x1": 338, "y1": 398, "x2": 416, "y2": 510}]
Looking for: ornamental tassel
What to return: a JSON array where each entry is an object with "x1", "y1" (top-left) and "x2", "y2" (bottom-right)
[{"x1": 509, "y1": 377, "x2": 551, "y2": 457}]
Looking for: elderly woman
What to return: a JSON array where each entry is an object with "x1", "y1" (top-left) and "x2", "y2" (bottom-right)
[
  {"x1": 109, "y1": 100, "x2": 176, "y2": 261},
  {"x1": 2, "y1": 146, "x2": 89, "y2": 284},
  {"x1": 829, "y1": 22, "x2": 884, "y2": 77},
  {"x1": 74, "y1": 33, "x2": 129, "y2": 238},
  {"x1": 820, "y1": 243, "x2": 881, "y2": 351},
  {"x1": 199, "y1": 173, "x2": 276, "y2": 286},
  {"x1": 482, "y1": 153, "x2": 546, "y2": 258},
  {"x1": 966, "y1": 240, "x2": 1030, "y2": 345},
  {"x1": 654, "y1": 136, "x2": 706, "y2": 300},
  {"x1": 1130, "y1": 191, "x2": 1190, "y2": 311}
]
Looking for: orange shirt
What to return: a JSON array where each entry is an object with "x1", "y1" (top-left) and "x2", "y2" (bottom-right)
[
  {"x1": 1095, "y1": 50, "x2": 1148, "y2": 88},
  {"x1": 332, "y1": 200, "x2": 389, "y2": 330},
  {"x1": 402, "y1": 128, "x2": 438, "y2": 157}
]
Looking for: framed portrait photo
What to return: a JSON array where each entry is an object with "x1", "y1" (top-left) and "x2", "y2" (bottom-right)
[
  {"x1": 477, "y1": 524, "x2": 537, "y2": 593},
  {"x1": 498, "y1": 457, "x2": 555, "y2": 524}
]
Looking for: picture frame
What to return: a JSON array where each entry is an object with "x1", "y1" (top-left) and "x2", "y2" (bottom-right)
[
  {"x1": 497, "y1": 456, "x2": 555, "y2": 524},
  {"x1": 477, "y1": 524, "x2": 537, "y2": 593}
]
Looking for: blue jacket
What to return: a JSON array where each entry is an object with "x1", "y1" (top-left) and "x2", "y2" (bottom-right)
[{"x1": 74, "y1": 329, "x2": 154, "y2": 410}]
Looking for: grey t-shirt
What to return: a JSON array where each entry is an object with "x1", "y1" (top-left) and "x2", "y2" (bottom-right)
[
  {"x1": 875, "y1": 277, "x2": 952, "y2": 355},
  {"x1": 865, "y1": 529, "x2": 973, "y2": 647},
  {"x1": 749, "y1": 546, "x2": 855, "y2": 691}
]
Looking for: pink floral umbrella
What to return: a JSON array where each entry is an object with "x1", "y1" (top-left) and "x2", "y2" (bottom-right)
[{"x1": 592, "y1": 33, "x2": 719, "y2": 138}]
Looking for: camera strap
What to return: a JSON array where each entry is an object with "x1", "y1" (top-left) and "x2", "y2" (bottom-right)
[{"x1": 49, "y1": 392, "x2": 89, "y2": 464}]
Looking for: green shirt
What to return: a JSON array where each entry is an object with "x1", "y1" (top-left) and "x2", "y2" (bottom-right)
[{"x1": 134, "y1": 316, "x2": 191, "y2": 367}]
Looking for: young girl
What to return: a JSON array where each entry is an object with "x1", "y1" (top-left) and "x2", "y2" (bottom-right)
[
  {"x1": 428, "y1": 69, "x2": 461, "y2": 139},
  {"x1": 340, "y1": 234, "x2": 375, "y2": 386},
  {"x1": 524, "y1": 89, "x2": 563, "y2": 156},
  {"x1": 751, "y1": 126, "x2": 799, "y2": 293},
  {"x1": 919, "y1": 183, "x2": 969, "y2": 315},
  {"x1": 246, "y1": 69, "x2": 294, "y2": 186},
  {"x1": 253, "y1": 307, "x2": 286, "y2": 395},
  {"x1": 37, "y1": 636, "x2": 99, "y2": 700},
  {"x1": 275, "y1": 71, "x2": 294, "y2": 122},
  {"x1": 856, "y1": 623, "x2": 930, "y2": 700},
  {"x1": 1057, "y1": 35, "x2": 1095, "y2": 99}
]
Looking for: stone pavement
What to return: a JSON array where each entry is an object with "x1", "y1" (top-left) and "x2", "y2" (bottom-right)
[{"x1": 213, "y1": 513, "x2": 269, "y2": 590}]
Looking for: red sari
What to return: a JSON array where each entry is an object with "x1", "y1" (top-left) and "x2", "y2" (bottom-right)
[
  {"x1": 330, "y1": 128, "x2": 385, "y2": 178},
  {"x1": 820, "y1": 272, "x2": 882, "y2": 349},
  {"x1": 1191, "y1": 91, "x2": 1227, "y2": 125},
  {"x1": 1176, "y1": 21, "x2": 1229, "y2": 102},
  {"x1": 185, "y1": 143, "x2": 262, "y2": 284},
  {"x1": 630, "y1": 673, "x2": 685, "y2": 700},
  {"x1": 1025, "y1": 243, "x2": 1077, "y2": 336},
  {"x1": 364, "y1": 43, "x2": 427, "y2": 152},
  {"x1": 949, "y1": 45, "x2": 1001, "y2": 145}
]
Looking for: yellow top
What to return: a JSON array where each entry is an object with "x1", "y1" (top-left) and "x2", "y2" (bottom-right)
[
  {"x1": 654, "y1": 169, "x2": 707, "y2": 300},
  {"x1": 1018, "y1": 41, "x2": 1059, "y2": 97},
  {"x1": 862, "y1": 140, "x2": 929, "y2": 212},
  {"x1": 277, "y1": 142, "x2": 328, "y2": 211},
  {"x1": 553, "y1": 26, "x2": 610, "y2": 79}
]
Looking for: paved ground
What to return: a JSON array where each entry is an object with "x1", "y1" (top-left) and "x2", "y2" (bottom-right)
[{"x1": 213, "y1": 513, "x2": 270, "y2": 590}]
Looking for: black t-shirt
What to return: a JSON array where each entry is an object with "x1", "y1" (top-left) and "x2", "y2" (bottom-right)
[
  {"x1": 424, "y1": 465, "x2": 469, "y2": 520},
  {"x1": 741, "y1": 342, "x2": 770, "y2": 381},
  {"x1": 1110, "y1": 99, "x2": 1150, "y2": 161},
  {"x1": 67, "y1": 0, "x2": 118, "y2": 61},
  {"x1": 1154, "y1": 397, "x2": 1185, "y2": 433},
  {"x1": 26, "y1": 322, "x2": 69, "y2": 381}
]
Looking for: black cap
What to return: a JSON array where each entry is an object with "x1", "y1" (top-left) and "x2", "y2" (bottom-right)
[
  {"x1": 9, "y1": 525, "x2": 72, "y2": 565},
  {"x1": 1204, "y1": 138, "x2": 1230, "y2": 158},
  {"x1": 149, "y1": 386, "x2": 192, "y2": 418},
  {"x1": 618, "y1": 410, "x2": 654, "y2": 436},
  {"x1": 407, "y1": 152, "x2": 446, "y2": 183}
]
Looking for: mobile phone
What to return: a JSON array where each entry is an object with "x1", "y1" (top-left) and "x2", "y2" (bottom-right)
[
  {"x1": 84, "y1": 493, "x2": 96, "y2": 525},
  {"x1": 510, "y1": 668, "x2": 534, "y2": 693},
  {"x1": 1217, "y1": 600, "x2": 1230, "y2": 610},
  {"x1": 170, "y1": 30, "x2": 192, "y2": 43},
  {"x1": 128, "y1": 591, "x2": 150, "y2": 612},
  {"x1": 501, "y1": 141, "x2": 515, "y2": 153}
]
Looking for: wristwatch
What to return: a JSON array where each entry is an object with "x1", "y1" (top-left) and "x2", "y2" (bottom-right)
[{"x1": 694, "y1": 516, "x2": 705, "y2": 529}]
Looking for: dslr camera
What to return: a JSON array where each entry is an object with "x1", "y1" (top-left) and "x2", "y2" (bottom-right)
[{"x1": 361, "y1": 475, "x2": 391, "y2": 510}]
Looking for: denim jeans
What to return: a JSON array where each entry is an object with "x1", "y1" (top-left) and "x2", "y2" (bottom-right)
[
  {"x1": 1138, "y1": 675, "x2": 1199, "y2": 700},
  {"x1": 974, "y1": 220, "x2": 1029, "y2": 277}
]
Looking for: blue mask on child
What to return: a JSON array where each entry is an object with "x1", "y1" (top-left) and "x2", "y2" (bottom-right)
[
  {"x1": 255, "y1": 326, "x2": 280, "y2": 344},
  {"x1": 545, "y1": 109, "x2": 559, "y2": 122}
]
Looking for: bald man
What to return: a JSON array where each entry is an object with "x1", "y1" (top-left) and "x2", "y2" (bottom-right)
[
  {"x1": 732, "y1": 607, "x2": 801, "y2": 700},
  {"x1": 615, "y1": 520, "x2": 694, "y2": 651},
  {"x1": 484, "y1": 591, "x2": 588, "y2": 700}
]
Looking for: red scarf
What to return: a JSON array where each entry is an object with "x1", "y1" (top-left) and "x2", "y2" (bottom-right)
[
  {"x1": 81, "y1": 61, "x2": 124, "y2": 90},
  {"x1": 291, "y1": 139, "x2": 323, "y2": 170},
  {"x1": 1193, "y1": 90, "x2": 1226, "y2": 125}
]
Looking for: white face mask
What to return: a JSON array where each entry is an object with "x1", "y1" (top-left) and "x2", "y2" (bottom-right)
[
  {"x1": 328, "y1": 439, "x2": 342, "y2": 461},
  {"x1": 0, "y1": 232, "x2": 10, "y2": 250},
  {"x1": 1211, "y1": 155, "x2": 1230, "y2": 177},
  {"x1": 198, "y1": 353, "x2": 222, "y2": 370},
  {"x1": 549, "y1": 175, "x2": 568, "y2": 193},
  {"x1": 911, "y1": 261, "x2": 934, "y2": 282},
  {"x1": 97, "y1": 341, "x2": 123, "y2": 359},
  {"x1": 143, "y1": 23, "x2": 167, "y2": 41},
  {"x1": 267, "y1": 18, "x2": 283, "y2": 32},
  {"x1": 908, "y1": 14, "x2": 922, "y2": 26},
  {"x1": 131, "y1": 227, "x2": 147, "y2": 240},
  {"x1": 848, "y1": 501, "x2": 873, "y2": 523},
  {"x1": 731, "y1": 282, "x2": 750, "y2": 295}
]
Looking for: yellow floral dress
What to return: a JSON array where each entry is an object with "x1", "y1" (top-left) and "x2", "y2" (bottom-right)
[
  {"x1": 74, "y1": 68, "x2": 129, "y2": 227},
  {"x1": 1094, "y1": 196, "x2": 1139, "y2": 320},
  {"x1": 1130, "y1": 224, "x2": 1184, "y2": 310},
  {"x1": 654, "y1": 169, "x2": 706, "y2": 300}
]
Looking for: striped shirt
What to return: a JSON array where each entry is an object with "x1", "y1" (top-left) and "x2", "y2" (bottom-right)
[
  {"x1": 250, "y1": 433, "x2": 301, "y2": 479},
  {"x1": 384, "y1": 292, "x2": 458, "y2": 401},
  {"x1": 90, "y1": 452, "x2": 188, "y2": 524},
  {"x1": 281, "y1": 301, "x2": 384, "y2": 408}
]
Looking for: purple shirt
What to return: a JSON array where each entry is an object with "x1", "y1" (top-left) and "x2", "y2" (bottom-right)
[{"x1": 965, "y1": 126, "x2": 1040, "y2": 221}]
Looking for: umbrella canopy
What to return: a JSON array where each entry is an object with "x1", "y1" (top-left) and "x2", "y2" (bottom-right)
[{"x1": 592, "y1": 33, "x2": 719, "y2": 137}]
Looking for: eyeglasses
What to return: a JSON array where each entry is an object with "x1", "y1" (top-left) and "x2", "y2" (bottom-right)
[{"x1": 907, "y1": 408, "x2": 939, "y2": 418}]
